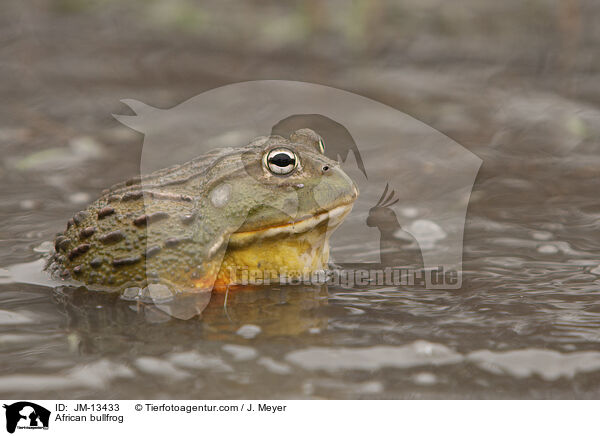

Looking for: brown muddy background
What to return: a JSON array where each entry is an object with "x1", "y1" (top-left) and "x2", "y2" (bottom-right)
[{"x1": 1, "y1": 0, "x2": 600, "y2": 399}]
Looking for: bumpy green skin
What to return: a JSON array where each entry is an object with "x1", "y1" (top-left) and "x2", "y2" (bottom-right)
[{"x1": 47, "y1": 129, "x2": 358, "y2": 292}]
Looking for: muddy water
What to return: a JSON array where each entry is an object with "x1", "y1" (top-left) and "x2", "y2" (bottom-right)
[
  {"x1": 2, "y1": 140, "x2": 599, "y2": 399},
  {"x1": 1, "y1": 0, "x2": 600, "y2": 399}
]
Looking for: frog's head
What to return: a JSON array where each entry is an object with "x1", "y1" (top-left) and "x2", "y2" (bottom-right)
[
  {"x1": 201, "y1": 128, "x2": 359, "y2": 283},
  {"x1": 235, "y1": 128, "x2": 358, "y2": 233}
]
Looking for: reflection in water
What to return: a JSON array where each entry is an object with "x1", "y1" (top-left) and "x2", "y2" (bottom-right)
[
  {"x1": 204, "y1": 286, "x2": 329, "y2": 338},
  {"x1": 51, "y1": 284, "x2": 330, "y2": 355}
]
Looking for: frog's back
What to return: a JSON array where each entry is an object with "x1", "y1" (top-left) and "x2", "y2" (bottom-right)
[{"x1": 47, "y1": 146, "x2": 242, "y2": 290}]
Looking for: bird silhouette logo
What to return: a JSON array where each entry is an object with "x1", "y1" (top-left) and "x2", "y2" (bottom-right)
[{"x1": 367, "y1": 183, "x2": 424, "y2": 269}]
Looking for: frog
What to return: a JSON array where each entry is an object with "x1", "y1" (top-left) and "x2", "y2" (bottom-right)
[{"x1": 46, "y1": 128, "x2": 358, "y2": 294}]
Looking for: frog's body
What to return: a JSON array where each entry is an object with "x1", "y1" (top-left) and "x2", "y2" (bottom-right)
[{"x1": 47, "y1": 129, "x2": 358, "y2": 293}]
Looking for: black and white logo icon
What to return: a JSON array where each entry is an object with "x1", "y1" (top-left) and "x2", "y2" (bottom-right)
[{"x1": 3, "y1": 402, "x2": 50, "y2": 434}]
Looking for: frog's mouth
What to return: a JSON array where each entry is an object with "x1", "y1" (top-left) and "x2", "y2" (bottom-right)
[{"x1": 228, "y1": 202, "x2": 354, "y2": 247}]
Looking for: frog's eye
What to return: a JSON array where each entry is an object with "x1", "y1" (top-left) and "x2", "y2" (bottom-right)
[
  {"x1": 317, "y1": 138, "x2": 325, "y2": 154},
  {"x1": 264, "y1": 148, "x2": 298, "y2": 175}
]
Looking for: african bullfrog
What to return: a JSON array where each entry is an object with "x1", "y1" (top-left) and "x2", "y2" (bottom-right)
[{"x1": 47, "y1": 128, "x2": 358, "y2": 294}]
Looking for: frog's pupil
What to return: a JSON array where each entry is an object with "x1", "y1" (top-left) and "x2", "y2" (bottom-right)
[{"x1": 270, "y1": 153, "x2": 295, "y2": 167}]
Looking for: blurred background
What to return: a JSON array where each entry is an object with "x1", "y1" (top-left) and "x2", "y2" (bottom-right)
[{"x1": 1, "y1": 0, "x2": 600, "y2": 399}]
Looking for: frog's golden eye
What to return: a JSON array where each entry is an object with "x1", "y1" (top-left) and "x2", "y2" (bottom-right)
[
  {"x1": 264, "y1": 148, "x2": 298, "y2": 175},
  {"x1": 317, "y1": 138, "x2": 325, "y2": 154}
]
